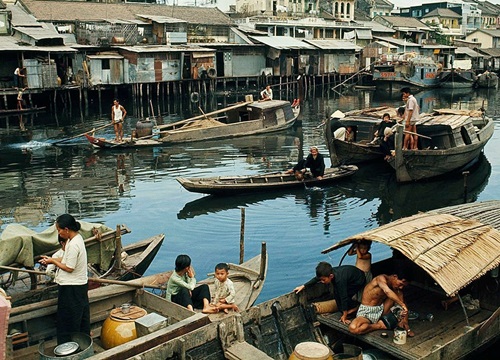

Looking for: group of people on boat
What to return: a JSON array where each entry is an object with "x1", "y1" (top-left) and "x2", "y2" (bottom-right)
[
  {"x1": 35, "y1": 213, "x2": 239, "y2": 346},
  {"x1": 294, "y1": 241, "x2": 414, "y2": 337}
]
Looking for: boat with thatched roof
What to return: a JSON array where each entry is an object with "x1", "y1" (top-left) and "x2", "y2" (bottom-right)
[{"x1": 315, "y1": 200, "x2": 500, "y2": 359}]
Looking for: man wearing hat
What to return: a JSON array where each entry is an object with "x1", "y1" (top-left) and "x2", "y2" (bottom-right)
[{"x1": 330, "y1": 110, "x2": 347, "y2": 140}]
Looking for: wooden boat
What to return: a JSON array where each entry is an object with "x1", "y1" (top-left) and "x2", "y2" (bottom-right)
[
  {"x1": 324, "y1": 106, "x2": 397, "y2": 166},
  {"x1": 438, "y1": 68, "x2": 477, "y2": 89},
  {"x1": 85, "y1": 100, "x2": 300, "y2": 149},
  {"x1": 476, "y1": 71, "x2": 498, "y2": 88},
  {"x1": 7, "y1": 279, "x2": 210, "y2": 360},
  {"x1": 139, "y1": 200, "x2": 500, "y2": 360},
  {"x1": 5, "y1": 244, "x2": 268, "y2": 359},
  {"x1": 371, "y1": 55, "x2": 440, "y2": 93},
  {"x1": 388, "y1": 109, "x2": 494, "y2": 182},
  {"x1": 176, "y1": 166, "x2": 358, "y2": 196},
  {"x1": 1, "y1": 223, "x2": 164, "y2": 306},
  {"x1": 313, "y1": 200, "x2": 500, "y2": 360}
]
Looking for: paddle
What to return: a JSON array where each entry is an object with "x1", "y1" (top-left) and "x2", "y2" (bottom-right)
[
  {"x1": 52, "y1": 122, "x2": 113, "y2": 145},
  {"x1": 0, "y1": 265, "x2": 163, "y2": 289}
]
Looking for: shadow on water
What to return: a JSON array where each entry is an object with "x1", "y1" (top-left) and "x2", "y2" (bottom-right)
[{"x1": 338, "y1": 153, "x2": 492, "y2": 225}]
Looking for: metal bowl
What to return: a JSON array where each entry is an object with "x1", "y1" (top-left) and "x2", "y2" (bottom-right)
[{"x1": 54, "y1": 341, "x2": 79, "y2": 356}]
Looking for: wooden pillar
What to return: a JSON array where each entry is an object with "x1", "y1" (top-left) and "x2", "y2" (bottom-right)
[
  {"x1": 139, "y1": 84, "x2": 144, "y2": 119},
  {"x1": 84, "y1": 88, "x2": 89, "y2": 115},
  {"x1": 97, "y1": 86, "x2": 102, "y2": 117},
  {"x1": 79, "y1": 87, "x2": 83, "y2": 118},
  {"x1": 54, "y1": 89, "x2": 58, "y2": 113},
  {"x1": 2, "y1": 94, "x2": 7, "y2": 109}
]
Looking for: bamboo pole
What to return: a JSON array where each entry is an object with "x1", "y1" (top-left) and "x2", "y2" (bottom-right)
[{"x1": 239, "y1": 208, "x2": 245, "y2": 265}]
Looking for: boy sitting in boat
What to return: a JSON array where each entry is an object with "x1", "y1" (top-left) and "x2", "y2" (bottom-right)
[
  {"x1": 166, "y1": 254, "x2": 218, "y2": 313},
  {"x1": 211, "y1": 262, "x2": 239, "y2": 313}
]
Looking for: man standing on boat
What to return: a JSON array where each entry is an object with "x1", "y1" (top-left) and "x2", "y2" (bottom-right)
[
  {"x1": 401, "y1": 88, "x2": 419, "y2": 150},
  {"x1": 349, "y1": 271, "x2": 410, "y2": 335},
  {"x1": 294, "y1": 262, "x2": 365, "y2": 324},
  {"x1": 111, "y1": 99, "x2": 127, "y2": 142}
]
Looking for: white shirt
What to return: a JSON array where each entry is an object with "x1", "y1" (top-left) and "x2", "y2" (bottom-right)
[
  {"x1": 113, "y1": 105, "x2": 123, "y2": 123},
  {"x1": 55, "y1": 234, "x2": 88, "y2": 285}
]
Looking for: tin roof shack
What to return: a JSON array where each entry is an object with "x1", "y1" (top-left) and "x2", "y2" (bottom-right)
[
  {"x1": 249, "y1": 36, "x2": 315, "y2": 76},
  {"x1": 86, "y1": 53, "x2": 125, "y2": 86},
  {"x1": 361, "y1": 40, "x2": 398, "y2": 69},
  {"x1": 136, "y1": 15, "x2": 187, "y2": 45},
  {"x1": 75, "y1": 20, "x2": 138, "y2": 46},
  {"x1": 373, "y1": 15, "x2": 434, "y2": 45},
  {"x1": 303, "y1": 40, "x2": 362, "y2": 75},
  {"x1": 197, "y1": 43, "x2": 265, "y2": 77},
  {"x1": 476, "y1": 48, "x2": 500, "y2": 72},
  {"x1": 116, "y1": 45, "x2": 215, "y2": 82}
]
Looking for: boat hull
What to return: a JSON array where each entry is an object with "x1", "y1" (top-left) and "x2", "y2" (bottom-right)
[
  {"x1": 85, "y1": 100, "x2": 300, "y2": 149},
  {"x1": 177, "y1": 166, "x2": 358, "y2": 195},
  {"x1": 390, "y1": 116, "x2": 494, "y2": 182}
]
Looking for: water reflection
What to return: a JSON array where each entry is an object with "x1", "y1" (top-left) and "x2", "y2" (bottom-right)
[
  {"x1": 337, "y1": 153, "x2": 491, "y2": 225},
  {"x1": 178, "y1": 153, "x2": 491, "y2": 231}
]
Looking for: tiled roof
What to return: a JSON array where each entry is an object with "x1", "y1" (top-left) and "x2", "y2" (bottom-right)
[
  {"x1": 476, "y1": 48, "x2": 500, "y2": 57},
  {"x1": 378, "y1": 16, "x2": 431, "y2": 30},
  {"x1": 422, "y1": 8, "x2": 461, "y2": 19},
  {"x1": 19, "y1": 0, "x2": 234, "y2": 26}
]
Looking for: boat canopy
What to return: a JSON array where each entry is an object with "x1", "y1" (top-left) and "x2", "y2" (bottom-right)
[
  {"x1": 0, "y1": 222, "x2": 112, "y2": 268},
  {"x1": 322, "y1": 200, "x2": 500, "y2": 297}
]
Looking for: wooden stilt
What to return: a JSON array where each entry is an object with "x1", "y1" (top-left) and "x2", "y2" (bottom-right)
[
  {"x1": 98, "y1": 86, "x2": 102, "y2": 117},
  {"x1": 84, "y1": 88, "x2": 88, "y2": 116}
]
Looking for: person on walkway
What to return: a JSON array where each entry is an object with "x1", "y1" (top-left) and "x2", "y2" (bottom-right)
[
  {"x1": 39, "y1": 214, "x2": 90, "y2": 344},
  {"x1": 111, "y1": 99, "x2": 127, "y2": 142},
  {"x1": 166, "y1": 254, "x2": 218, "y2": 313},
  {"x1": 14, "y1": 67, "x2": 26, "y2": 89},
  {"x1": 294, "y1": 262, "x2": 366, "y2": 324},
  {"x1": 260, "y1": 85, "x2": 273, "y2": 101},
  {"x1": 16, "y1": 88, "x2": 27, "y2": 110},
  {"x1": 401, "y1": 88, "x2": 419, "y2": 150},
  {"x1": 349, "y1": 272, "x2": 410, "y2": 335}
]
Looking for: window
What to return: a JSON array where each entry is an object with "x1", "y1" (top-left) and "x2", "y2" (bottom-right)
[{"x1": 102, "y1": 59, "x2": 110, "y2": 70}]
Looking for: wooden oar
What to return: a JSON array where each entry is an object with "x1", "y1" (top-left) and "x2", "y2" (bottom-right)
[
  {"x1": 88, "y1": 277, "x2": 163, "y2": 289},
  {"x1": 0, "y1": 265, "x2": 163, "y2": 289},
  {"x1": 53, "y1": 122, "x2": 113, "y2": 145}
]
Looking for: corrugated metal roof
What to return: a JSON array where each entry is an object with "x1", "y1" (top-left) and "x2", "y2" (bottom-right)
[
  {"x1": 14, "y1": 26, "x2": 62, "y2": 41},
  {"x1": 355, "y1": 29, "x2": 372, "y2": 40},
  {"x1": 378, "y1": 15, "x2": 431, "y2": 31},
  {"x1": 353, "y1": 20, "x2": 395, "y2": 34},
  {"x1": 137, "y1": 14, "x2": 187, "y2": 24},
  {"x1": 477, "y1": 48, "x2": 500, "y2": 57},
  {"x1": 0, "y1": 36, "x2": 76, "y2": 52},
  {"x1": 87, "y1": 54, "x2": 123, "y2": 59},
  {"x1": 455, "y1": 46, "x2": 483, "y2": 58},
  {"x1": 115, "y1": 45, "x2": 215, "y2": 53},
  {"x1": 373, "y1": 36, "x2": 421, "y2": 48},
  {"x1": 7, "y1": 3, "x2": 39, "y2": 26},
  {"x1": 322, "y1": 200, "x2": 500, "y2": 297},
  {"x1": 250, "y1": 36, "x2": 315, "y2": 50},
  {"x1": 303, "y1": 39, "x2": 362, "y2": 51}
]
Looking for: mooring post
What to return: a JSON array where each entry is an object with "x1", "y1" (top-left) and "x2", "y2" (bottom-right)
[{"x1": 239, "y1": 207, "x2": 245, "y2": 264}]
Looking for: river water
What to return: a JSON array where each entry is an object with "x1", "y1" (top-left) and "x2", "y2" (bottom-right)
[{"x1": 1, "y1": 87, "x2": 499, "y2": 307}]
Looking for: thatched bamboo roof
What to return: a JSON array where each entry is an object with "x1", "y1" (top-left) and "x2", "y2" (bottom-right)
[{"x1": 322, "y1": 200, "x2": 500, "y2": 296}]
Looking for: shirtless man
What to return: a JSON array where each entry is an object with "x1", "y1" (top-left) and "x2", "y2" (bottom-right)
[{"x1": 349, "y1": 272, "x2": 410, "y2": 335}]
